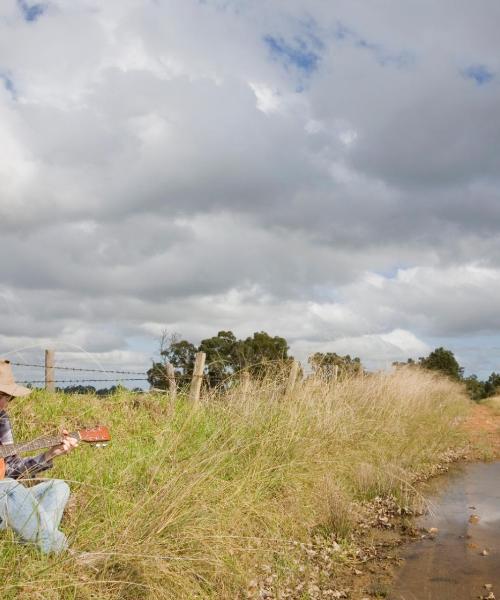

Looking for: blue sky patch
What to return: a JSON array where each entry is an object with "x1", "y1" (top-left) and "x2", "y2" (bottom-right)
[
  {"x1": 264, "y1": 34, "x2": 321, "y2": 75},
  {"x1": 334, "y1": 21, "x2": 415, "y2": 69},
  {"x1": 0, "y1": 72, "x2": 16, "y2": 99},
  {"x1": 463, "y1": 64, "x2": 494, "y2": 86},
  {"x1": 17, "y1": 0, "x2": 46, "y2": 22},
  {"x1": 378, "y1": 50, "x2": 414, "y2": 69},
  {"x1": 375, "y1": 265, "x2": 407, "y2": 280},
  {"x1": 333, "y1": 22, "x2": 353, "y2": 41}
]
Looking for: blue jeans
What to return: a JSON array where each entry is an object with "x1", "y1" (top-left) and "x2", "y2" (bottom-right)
[{"x1": 0, "y1": 478, "x2": 70, "y2": 554}]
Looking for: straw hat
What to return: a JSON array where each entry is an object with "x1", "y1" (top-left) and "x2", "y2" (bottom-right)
[{"x1": 0, "y1": 360, "x2": 31, "y2": 397}]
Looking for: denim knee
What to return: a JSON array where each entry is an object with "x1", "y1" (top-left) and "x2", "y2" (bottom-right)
[
  {"x1": 1, "y1": 480, "x2": 25, "y2": 502},
  {"x1": 50, "y1": 480, "x2": 70, "y2": 501},
  {"x1": 0, "y1": 481, "x2": 17, "y2": 529}
]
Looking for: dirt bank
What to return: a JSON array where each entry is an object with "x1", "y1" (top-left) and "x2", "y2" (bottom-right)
[{"x1": 464, "y1": 402, "x2": 500, "y2": 457}]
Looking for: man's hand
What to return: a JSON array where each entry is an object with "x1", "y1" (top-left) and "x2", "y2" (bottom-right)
[{"x1": 43, "y1": 430, "x2": 79, "y2": 462}]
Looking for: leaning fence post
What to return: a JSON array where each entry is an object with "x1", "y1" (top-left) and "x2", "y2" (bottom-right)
[
  {"x1": 45, "y1": 349, "x2": 55, "y2": 392},
  {"x1": 286, "y1": 360, "x2": 299, "y2": 396},
  {"x1": 166, "y1": 362, "x2": 177, "y2": 399},
  {"x1": 189, "y1": 352, "x2": 206, "y2": 403},
  {"x1": 240, "y1": 370, "x2": 250, "y2": 402}
]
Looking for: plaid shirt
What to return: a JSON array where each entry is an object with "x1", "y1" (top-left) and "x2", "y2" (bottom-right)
[{"x1": 0, "y1": 410, "x2": 53, "y2": 479}]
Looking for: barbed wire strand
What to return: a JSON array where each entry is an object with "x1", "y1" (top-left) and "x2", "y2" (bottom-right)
[
  {"x1": 19, "y1": 378, "x2": 148, "y2": 384},
  {"x1": 10, "y1": 362, "x2": 146, "y2": 375}
]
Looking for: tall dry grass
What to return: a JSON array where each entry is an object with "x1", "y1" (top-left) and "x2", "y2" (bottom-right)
[
  {"x1": 1, "y1": 367, "x2": 469, "y2": 599},
  {"x1": 480, "y1": 395, "x2": 500, "y2": 415}
]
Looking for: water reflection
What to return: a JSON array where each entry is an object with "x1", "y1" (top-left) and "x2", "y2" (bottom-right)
[{"x1": 389, "y1": 462, "x2": 500, "y2": 600}]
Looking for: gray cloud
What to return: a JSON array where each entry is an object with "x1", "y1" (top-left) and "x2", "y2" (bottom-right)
[{"x1": 1, "y1": 0, "x2": 500, "y2": 380}]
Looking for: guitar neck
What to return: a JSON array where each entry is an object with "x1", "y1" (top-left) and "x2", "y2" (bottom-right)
[{"x1": 0, "y1": 431, "x2": 80, "y2": 459}]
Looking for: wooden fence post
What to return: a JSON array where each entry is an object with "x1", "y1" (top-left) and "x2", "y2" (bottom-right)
[
  {"x1": 45, "y1": 349, "x2": 55, "y2": 392},
  {"x1": 240, "y1": 370, "x2": 250, "y2": 402},
  {"x1": 286, "y1": 360, "x2": 299, "y2": 396},
  {"x1": 333, "y1": 364, "x2": 339, "y2": 383},
  {"x1": 166, "y1": 362, "x2": 177, "y2": 399},
  {"x1": 189, "y1": 352, "x2": 206, "y2": 403}
]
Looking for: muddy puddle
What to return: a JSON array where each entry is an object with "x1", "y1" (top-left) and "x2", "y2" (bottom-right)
[{"x1": 389, "y1": 461, "x2": 500, "y2": 599}]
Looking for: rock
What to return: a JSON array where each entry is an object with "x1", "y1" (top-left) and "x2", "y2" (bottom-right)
[
  {"x1": 469, "y1": 514, "x2": 481, "y2": 524},
  {"x1": 481, "y1": 549, "x2": 490, "y2": 556}
]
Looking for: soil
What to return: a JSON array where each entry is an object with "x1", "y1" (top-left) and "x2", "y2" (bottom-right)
[
  {"x1": 244, "y1": 403, "x2": 500, "y2": 600},
  {"x1": 464, "y1": 403, "x2": 500, "y2": 457}
]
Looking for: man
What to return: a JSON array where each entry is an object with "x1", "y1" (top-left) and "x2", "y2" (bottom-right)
[{"x1": 0, "y1": 359, "x2": 78, "y2": 554}]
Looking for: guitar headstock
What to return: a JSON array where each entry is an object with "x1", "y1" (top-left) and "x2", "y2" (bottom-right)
[{"x1": 77, "y1": 426, "x2": 111, "y2": 443}]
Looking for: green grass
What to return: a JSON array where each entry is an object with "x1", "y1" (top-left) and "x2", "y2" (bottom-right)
[{"x1": 1, "y1": 367, "x2": 469, "y2": 599}]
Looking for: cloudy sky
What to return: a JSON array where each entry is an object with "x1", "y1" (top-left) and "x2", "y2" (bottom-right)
[{"x1": 1, "y1": 0, "x2": 500, "y2": 385}]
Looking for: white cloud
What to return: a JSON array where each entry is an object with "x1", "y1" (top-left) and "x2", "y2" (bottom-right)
[{"x1": 292, "y1": 329, "x2": 430, "y2": 371}]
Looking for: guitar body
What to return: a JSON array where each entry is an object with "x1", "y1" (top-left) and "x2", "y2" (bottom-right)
[{"x1": 0, "y1": 426, "x2": 110, "y2": 480}]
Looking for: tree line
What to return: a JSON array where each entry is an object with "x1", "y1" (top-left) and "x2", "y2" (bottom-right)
[
  {"x1": 148, "y1": 332, "x2": 500, "y2": 402},
  {"x1": 54, "y1": 384, "x2": 144, "y2": 396},
  {"x1": 393, "y1": 346, "x2": 500, "y2": 401},
  {"x1": 147, "y1": 330, "x2": 364, "y2": 389},
  {"x1": 54, "y1": 332, "x2": 498, "y2": 401}
]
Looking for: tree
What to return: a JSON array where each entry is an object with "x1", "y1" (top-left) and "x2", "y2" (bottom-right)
[
  {"x1": 392, "y1": 358, "x2": 417, "y2": 368},
  {"x1": 236, "y1": 331, "x2": 291, "y2": 377},
  {"x1": 163, "y1": 339, "x2": 196, "y2": 375},
  {"x1": 147, "y1": 331, "x2": 196, "y2": 389},
  {"x1": 59, "y1": 385, "x2": 97, "y2": 394},
  {"x1": 199, "y1": 330, "x2": 238, "y2": 387},
  {"x1": 463, "y1": 375, "x2": 486, "y2": 402},
  {"x1": 96, "y1": 384, "x2": 127, "y2": 396},
  {"x1": 484, "y1": 372, "x2": 500, "y2": 397},
  {"x1": 309, "y1": 352, "x2": 363, "y2": 379},
  {"x1": 419, "y1": 347, "x2": 463, "y2": 380},
  {"x1": 146, "y1": 330, "x2": 292, "y2": 388}
]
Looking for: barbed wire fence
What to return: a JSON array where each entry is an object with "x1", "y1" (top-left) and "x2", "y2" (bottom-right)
[
  {"x1": 9, "y1": 352, "x2": 151, "y2": 394},
  {"x1": 8, "y1": 350, "x2": 304, "y2": 402},
  {"x1": 7, "y1": 350, "x2": 208, "y2": 401}
]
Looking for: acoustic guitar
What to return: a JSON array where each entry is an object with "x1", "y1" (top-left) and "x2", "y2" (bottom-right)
[{"x1": 0, "y1": 426, "x2": 111, "y2": 479}]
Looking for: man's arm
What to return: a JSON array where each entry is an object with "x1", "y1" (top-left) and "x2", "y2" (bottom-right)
[
  {"x1": 5, "y1": 452, "x2": 54, "y2": 479},
  {"x1": 0, "y1": 411, "x2": 62, "y2": 479},
  {"x1": 42, "y1": 430, "x2": 78, "y2": 462}
]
